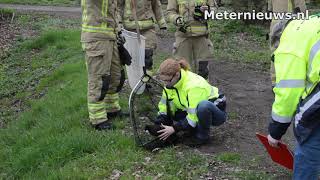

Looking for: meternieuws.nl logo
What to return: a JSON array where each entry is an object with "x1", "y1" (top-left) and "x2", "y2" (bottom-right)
[{"x1": 204, "y1": 10, "x2": 310, "y2": 20}]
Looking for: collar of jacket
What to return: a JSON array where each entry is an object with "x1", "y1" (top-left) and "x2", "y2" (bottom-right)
[{"x1": 173, "y1": 69, "x2": 188, "y2": 89}]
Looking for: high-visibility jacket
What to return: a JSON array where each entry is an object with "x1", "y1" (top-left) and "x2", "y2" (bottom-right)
[
  {"x1": 158, "y1": 69, "x2": 219, "y2": 127},
  {"x1": 272, "y1": 15, "x2": 320, "y2": 126},
  {"x1": 81, "y1": 0, "x2": 120, "y2": 42},
  {"x1": 167, "y1": 0, "x2": 214, "y2": 37},
  {"x1": 123, "y1": 0, "x2": 167, "y2": 30}
]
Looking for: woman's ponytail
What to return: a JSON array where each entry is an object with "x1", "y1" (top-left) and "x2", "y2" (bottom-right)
[{"x1": 178, "y1": 58, "x2": 190, "y2": 71}]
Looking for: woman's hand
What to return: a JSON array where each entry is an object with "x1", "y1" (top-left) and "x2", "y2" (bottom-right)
[{"x1": 157, "y1": 124, "x2": 175, "y2": 140}]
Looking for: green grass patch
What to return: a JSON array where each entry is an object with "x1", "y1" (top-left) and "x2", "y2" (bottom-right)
[
  {"x1": 0, "y1": 14, "x2": 80, "y2": 125},
  {"x1": 0, "y1": 28, "x2": 81, "y2": 124},
  {"x1": 209, "y1": 19, "x2": 270, "y2": 70},
  {"x1": 227, "y1": 111, "x2": 238, "y2": 120},
  {"x1": 217, "y1": 152, "x2": 241, "y2": 164},
  {"x1": 0, "y1": 0, "x2": 80, "y2": 6}
]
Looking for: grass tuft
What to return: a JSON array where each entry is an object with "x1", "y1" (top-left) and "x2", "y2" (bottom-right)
[{"x1": 217, "y1": 152, "x2": 241, "y2": 164}]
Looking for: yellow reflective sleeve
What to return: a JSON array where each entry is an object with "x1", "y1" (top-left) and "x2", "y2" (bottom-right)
[{"x1": 272, "y1": 54, "x2": 306, "y2": 123}]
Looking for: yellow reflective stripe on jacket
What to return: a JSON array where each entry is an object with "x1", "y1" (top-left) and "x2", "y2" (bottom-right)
[
  {"x1": 187, "y1": 107, "x2": 196, "y2": 114},
  {"x1": 101, "y1": 0, "x2": 107, "y2": 28},
  {"x1": 159, "y1": 97, "x2": 166, "y2": 105},
  {"x1": 82, "y1": 28, "x2": 115, "y2": 35},
  {"x1": 82, "y1": 25, "x2": 114, "y2": 31},
  {"x1": 82, "y1": 0, "x2": 88, "y2": 23},
  {"x1": 124, "y1": 20, "x2": 154, "y2": 30},
  {"x1": 309, "y1": 40, "x2": 320, "y2": 65},
  {"x1": 275, "y1": 79, "x2": 305, "y2": 88},
  {"x1": 158, "y1": 92, "x2": 167, "y2": 114},
  {"x1": 186, "y1": 106, "x2": 198, "y2": 127},
  {"x1": 272, "y1": 111, "x2": 293, "y2": 123},
  {"x1": 307, "y1": 40, "x2": 320, "y2": 81},
  {"x1": 186, "y1": 116, "x2": 197, "y2": 127},
  {"x1": 187, "y1": 25, "x2": 207, "y2": 33}
]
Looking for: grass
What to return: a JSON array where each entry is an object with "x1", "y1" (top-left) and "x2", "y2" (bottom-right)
[
  {"x1": 0, "y1": 29, "x2": 80, "y2": 124},
  {"x1": 217, "y1": 152, "x2": 241, "y2": 164},
  {"x1": 0, "y1": 0, "x2": 80, "y2": 6},
  {"x1": 209, "y1": 19, "x2": 270, "y2": 70},
  {"x1": 0, "y1": 14, "x2": 81, "y2": 125}
]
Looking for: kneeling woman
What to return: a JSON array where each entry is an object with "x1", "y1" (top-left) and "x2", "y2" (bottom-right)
[{"x1": 149, "y1": 58, "x2": 227, "y2": 146}]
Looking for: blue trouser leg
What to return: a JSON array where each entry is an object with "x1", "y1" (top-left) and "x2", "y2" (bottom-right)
[
  {"x1": 293, "y1": 127, "x2": 320, "y2": 180},
  {"x1": 195, "y1": 100, "x2": 227, "y2": 140}
]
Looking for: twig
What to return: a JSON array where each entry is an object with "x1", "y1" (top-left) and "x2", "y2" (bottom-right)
[{"x1": 10, "y1": 12, "x2": 15, "y2": 23}]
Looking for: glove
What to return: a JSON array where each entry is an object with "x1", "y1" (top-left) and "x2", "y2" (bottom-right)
[
  {"x1": 117, "y1": 31, "x2": 126, "y2": 46},
  {"x1": 176, "y1": 17, "x2": 188, "y2": 33},
  {"x1": 117, "y1": 31, "x2": 132, "y2": 66},
  {"x1": 118, "y1": 43, "x2": 132, "y2": 66},
  {"x1": 175, "y1": 17, "x2": 185, "y2": 27}
]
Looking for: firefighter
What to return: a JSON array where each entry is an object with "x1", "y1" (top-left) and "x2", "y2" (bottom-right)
[
  {"x1": 267, "y1": 15, "x2": 320, "y2": 179},
  {"x1": 81, "y1": 0, "x2": 129, "y2": 130},
  {"x1": 166, "y1": 0, "x2": 215, "y2": 79}
]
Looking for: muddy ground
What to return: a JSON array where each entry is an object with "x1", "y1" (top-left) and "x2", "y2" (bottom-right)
[{"x1": 0, "y1": 4, "x2": 295, "y2": 178}]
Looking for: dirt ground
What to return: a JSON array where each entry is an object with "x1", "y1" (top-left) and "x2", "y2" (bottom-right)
[{"x1": 0, "y1": 4, "x2": 295, "y2": 178}]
